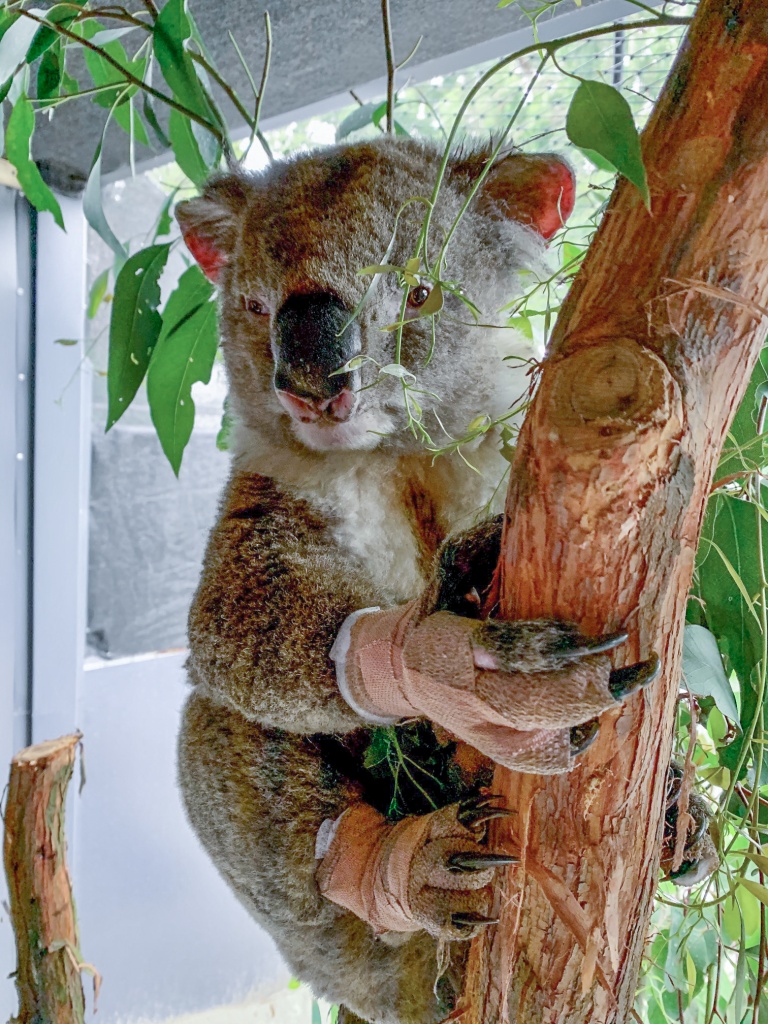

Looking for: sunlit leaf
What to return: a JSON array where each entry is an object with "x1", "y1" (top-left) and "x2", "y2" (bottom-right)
[
  {"x1": 566, "y1": 79, "x2": 649, "y2": 208},
  {"x1": 0, "y1": 11, "x2": 41, "y2": 85},
  {"x1": 379, "y1": 363, "x2": 416, "y2": 379},
  {"x1": 5, "y1": 95, "x2": 64, "y2": 228},
  {"x1": 739, "y1": 878, "x2": 768, "y2": 908},
  {"x1": 87, "y1": 268, "x2": 110, "y2": 320},
  {"x1": 107, "y1": 242, "x2": 171, "y2": 430},
  {"x1": 509, "y1": 314, "x2": 534, "y2": 340},
  {"x1": 682, "y1": 624, "x2": 740, "y2": 723}
]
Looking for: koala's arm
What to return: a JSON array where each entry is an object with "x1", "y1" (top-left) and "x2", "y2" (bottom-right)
[{"x1": 187, "y1": 471, "x2": 375, "y2": 734}]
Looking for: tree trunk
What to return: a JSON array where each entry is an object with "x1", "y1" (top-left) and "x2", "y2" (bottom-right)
[
  {"x1": 3, "y1": 734, "x2": 89, "y2": 1024},
  {"x1": 460, "y1": 0, "x2": 768, "y2": 1020}
]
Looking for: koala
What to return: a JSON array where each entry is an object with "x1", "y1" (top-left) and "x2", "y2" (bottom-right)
[{"x1": 174, "y1": 138, "x2": 713, "y2": 1024}]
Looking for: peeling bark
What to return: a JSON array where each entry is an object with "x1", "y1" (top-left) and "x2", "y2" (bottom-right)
[
  {"x1": 461, "y1": 0, "x2": 768, "y2": 1020},
  {"x1": 3, "y1": 734, "x2": 87, "y2": 1024}
]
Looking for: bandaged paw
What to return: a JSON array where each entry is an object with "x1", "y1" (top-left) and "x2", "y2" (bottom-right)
[
  {"x1": 333, "y1": 602, "x2": 658, "y2": 774},
  {"x1": 315, "y1": 800, "x2": 515, "y2": 940}
]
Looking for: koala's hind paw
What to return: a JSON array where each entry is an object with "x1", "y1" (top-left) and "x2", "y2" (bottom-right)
[
  {"x1": 661, "y1": 762, "x2": 719, "y2": 887},
  {"x1": 408, "y1": 801, "x2": 515, "y2": 941}
]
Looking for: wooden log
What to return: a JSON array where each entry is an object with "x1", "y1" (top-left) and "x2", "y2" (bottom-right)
[
  {"x1": 3, "y1": 734, "x2": 87, "y2": 1024},
  {"x1": 461, "y1": 0, "x2": 768, "y2": 1020}
]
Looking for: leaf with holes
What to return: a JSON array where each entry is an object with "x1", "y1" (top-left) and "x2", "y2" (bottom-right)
[
  {"x1": 107, "y1": 243, "x2": 171, "y2": 430},
  {"x1": 147, "y1": 299, "x2": 218, "y2": 475},
  {"x1": 5, "y1": 95, "x2": 63, "y2": 228},
  {"x1": 566, "y1": 79, "x2": 649, "y2": 208}
]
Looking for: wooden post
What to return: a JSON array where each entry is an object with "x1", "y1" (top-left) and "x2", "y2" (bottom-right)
[
  {"x1": 461, "y1": 0, "x2": 768, "y2": 1020},
  {"x1": 3, "y1": 734, "x2": 89, "y2": 1024}
]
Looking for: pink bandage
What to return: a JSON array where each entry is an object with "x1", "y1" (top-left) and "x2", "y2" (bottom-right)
[{"x1": 337, "y1": 602, "x2": 619, "y2": 774}]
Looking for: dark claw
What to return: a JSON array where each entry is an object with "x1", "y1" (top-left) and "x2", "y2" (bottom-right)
[
  {"x1": 448, "y1": 852, "x2": 518, "y2": 872},
  {"x1": 608, "y1": 653, "x2": 660, "y2": 700},
  {"x1": 451, "y1": 912, "x2": 499, "y2": 929},
  {"x1": 570, "y1": 718, "x2": 600, "y2": 756},
  {"x1": 553, "y1": 630, "x2": 629, "y2": 660},
  {"x1": 458, "y1": 794, "x2": 514, "y2": 829},
  {"x1": 460, "y1": 809, "x2": 516, "y2": 830}
]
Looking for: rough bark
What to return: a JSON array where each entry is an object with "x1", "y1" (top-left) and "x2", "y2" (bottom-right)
[
  {"x1": 3, "y1": 734, "x2": 88, "y2": 1024},
  {"x1": 460, "y1": 0, "x2": 768, "y2": 1021}
]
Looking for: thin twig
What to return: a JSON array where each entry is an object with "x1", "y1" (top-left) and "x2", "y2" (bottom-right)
[
  {"x1": 380, "y1": 0, "x2": 395, "y2": 134},
  {"x1": 140, "y1": 0, "x2": 158, "y2": 18},
  {"x1": 253, "y1": 12, "x2": 273, "y2": 163},
  {"x1": 16, "y1": 7, "x2": 229, "y2": 154}
]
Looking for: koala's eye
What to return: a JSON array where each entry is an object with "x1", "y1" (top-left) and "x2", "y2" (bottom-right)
[
  {"x1": 242, "y1": 296, "x2": 269, "y2": 316},
  {"x1": 407, "y1": 283, "x2": 431, "y2": 309}
]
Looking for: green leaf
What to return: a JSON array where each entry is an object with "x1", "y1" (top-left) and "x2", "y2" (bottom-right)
[
  {"x1": 216, "y1": 398, "x2": 233, "y2": 452},
  {"x1": 739, "y1": 878, "x2": 768, "y2": 908},
  {"x1": 142, "y1": 95, "x2": 171, "y2": 149},
  {"x1": 168, "y1": 107, "x2": 209, "y2": 185},
  {"x1": 682, "y1": 624, "x2": 740, "y2": 723},
  {"x1": 153, "y1": 0, "x2": 216, "y2": 123},
  {"x1": 379, "y1": 363, "x2": 416, "y2": 380},
  {"x1": 87, "y1": 269, "x2": 110, "y2": 320},
  {"x1": 154, "y1": 189, "x2": 178, "y2": 241},
  {"x1": 36, "y1": 44, "x2": 62, "y2": 104},
  {"x1": 81, "y1": 36, "x2": 149, "y2": 145},
  {"x1": 0, "y1": 12, "x2": 40, "y2": 85},
  {"x1": 83, "y1": 117, "x2": 128, "y2": 262},
  {"x1": 107, "y1": 242, "x2": 171, "y2": 430},
  {"x1": 5, "y1": 95, "x2": 64, "y2": 229},
  {"x1": 416, "y1": 281, "x2": 443, "y2": 317},
  {"x1": 364, "y1": 727, "x2": 394, "y2": 769},
  {"x1": 148, "y1": 297, "x2": 218, "y2": 475},
  {"x1": 311, "y1": 1001, "x2": 322, "y2": 1024},
  {"x1": 54, "y1": 338, "x2": 78, "y2": 346},
  {"x1": 508, "y1": 314, "x2": 534, "y2": 340},
  {"x1": 566, "y1": 80, "x2": 649, "y2": 208},
  {"x1": 337, "y1": 102, "x2": 379, "y2": 140},
  {"x1": 26, "y1": 4, "x2": 80, "y2": 64}
]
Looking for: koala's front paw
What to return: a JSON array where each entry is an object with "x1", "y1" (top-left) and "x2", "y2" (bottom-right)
[
  {"x1": 462, "y1": 618, "x2": 659, "y2": 735},
  {"x1": 661, "y1": 762, "x2": 719, "y2": 887},
  {"x1": 432, "y1": 515, "x2": 504, "y2": 618},
  {"x1": 408, "y1": 796, "x2": 516, "y2": 941}
]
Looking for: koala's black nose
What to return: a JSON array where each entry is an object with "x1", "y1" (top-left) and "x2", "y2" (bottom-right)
[{"x1": 274, "y1": 292, "x2": 360, "y2": 400}]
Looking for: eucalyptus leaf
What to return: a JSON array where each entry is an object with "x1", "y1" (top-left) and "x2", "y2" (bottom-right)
[
  {"x1": 154, "y1": 0, "x2": 216, "y2": 124},
  {"x1": 739, "y1": 878, "x2": 768, "y2": 908},
  {"x1": 88, "y1": 26, "x2": 139, "y2": 47},
  {"x1": 87, "y1": 268, "x2": 110, "y2": 320},
  {"x1": 5, "y1": 95, "x2": 64, "y2": 229},
  {"x1": 682, "y1": 624, "x2": 739, "y2": 723},
  {"x1": 168, "y1": 107, "x2": 209, "y2": 184},
  {"x1": 337, "y1": 102, "x2": 379, "y2": 140},
  {"x1": 379, "y1": 363, "x2": 416, "y2": 379},
  {"x1": 0, "y1": 11, "x2": 42, "y2": 86},
  {"x1": 107, "y1": 242, "x2": 171, "y2": 430},
  {"x1": 566, "y1": 79, "x2": 649, "y2": 208},
  {"x1": 83, "y1": 120, "x2": 127, "y2": 262},
  {"x1": 147, "y1": 296, "x2": 218, "y2": 475},
  {"x1": 311, "y1": 1001, "x2": 322, "y2": 1024},
  {"x1": 36, "y1": 44, "x2": 62, "y2": 104},
  {"x1": 26, "y1": 4, "x2": 80, "y2": 64}
]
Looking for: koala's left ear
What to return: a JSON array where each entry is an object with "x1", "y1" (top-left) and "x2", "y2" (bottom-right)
[
  {"x1": 456, "y1": 152, "x2": 575, "y2": 240},
  {"x1": 175, "y1": 174, "x2": 248, "y2": 283}
]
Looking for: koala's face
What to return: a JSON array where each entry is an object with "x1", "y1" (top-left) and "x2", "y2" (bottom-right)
[{"x1": 176, "y1": 138, "x2": 573, "y2": 456}]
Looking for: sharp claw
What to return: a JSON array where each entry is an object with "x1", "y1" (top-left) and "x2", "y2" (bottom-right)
[
  {"x1": 570, "y1": 718, "x2": 600, "y2": 755},
  {"x1": 451, "y1": 912, "x2": 499, "y2": 929},
  {"x1": 458, "y1": 793, "x2": 506, "y2": 814},
  {"x1": 458, "y1": 806, "x2": 515, "y2": 829},
  {"x1": 608, "y1": 652, "x2": 660, "y2": 699},
  {"x1": 448, "y1": 852, "x2": 518, "y2": 872},
  {"x1": 553, "y1": 630, "x2": 629, "y2": 660}
]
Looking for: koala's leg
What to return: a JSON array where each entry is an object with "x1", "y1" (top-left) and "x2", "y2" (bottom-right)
[{"x1": 179, "y1": 689, "x2": 462, "y2": 1024}]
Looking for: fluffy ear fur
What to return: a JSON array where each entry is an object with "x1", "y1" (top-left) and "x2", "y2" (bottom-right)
[
  {"x1": 453, "y1": 151, "x2": 575, "y2": 240},
  {"x1": 175, "y1": 174, "x2": 248, "y2": 282}
]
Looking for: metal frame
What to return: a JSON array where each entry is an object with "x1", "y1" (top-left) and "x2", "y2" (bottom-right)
[{"x1": 31, "y1": 197, "x2": 91, "y2": 744}]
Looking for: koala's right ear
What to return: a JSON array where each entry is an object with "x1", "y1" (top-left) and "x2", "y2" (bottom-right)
[{"x1": 175, "y1": 175, "x2": 248, "y2": 283}]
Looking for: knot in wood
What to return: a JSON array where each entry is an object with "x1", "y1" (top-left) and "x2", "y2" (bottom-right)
[{"x1": 544, "y1": 338, "x2": 681, "y2": 457}]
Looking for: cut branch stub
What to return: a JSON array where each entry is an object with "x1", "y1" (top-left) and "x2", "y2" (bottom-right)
[{"x1": 3, "y1": 734, "x2": 88, "y2": 1024}]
